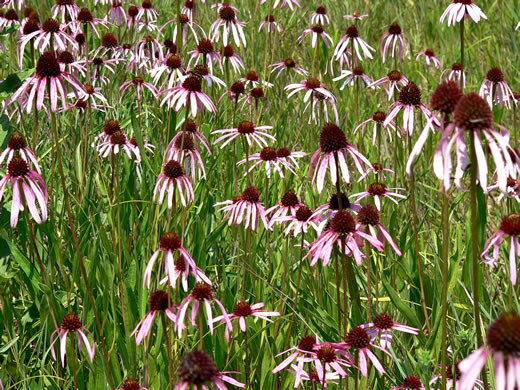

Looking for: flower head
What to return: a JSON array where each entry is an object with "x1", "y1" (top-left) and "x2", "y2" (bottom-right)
[{"x1": 50, "y1": 313, "x2": 95, "y2": 367}]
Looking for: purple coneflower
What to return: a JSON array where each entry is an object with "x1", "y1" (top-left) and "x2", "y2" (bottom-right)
[
  {"x1": 333, "y1": 65, "x2": 374, "y2": 90},
  {"x1": 0, "y1": 9, "x2": 19, "y2": 29},
  {"x1": 258, "y1": 14, "x2": 282, "y2": 33},
  {"x1": 390, "y1": 375, "x2": 425, "y2": 390},
  {"x1": 440, "y1": 0, "x2": 487, "y2": 26},
  {"x1": 350, "y1": 182, "x2": 406, "y2": 211},
  {"x1": 119, "y1": 76, "x2": 158, "y2": 103},
  {"x1": 276, "y1": 147, "x2": 306, "y2": 168},
  {"x1": 187, "y1": 38, "x2": 221, "y2": 74},
  {"x1": 358, "y1": 162, "x2": 395, "y2": 181},
  {"x1": 0, "y1": 156, "x2": 48, "y2": 228},
  {"x1": 237, "y1": 147, "x2": 296, "y2": 178},
  {"x1": 97, "y1": 131, "x2": 140, "y2": 160},
  {"x1": 214, "y1": 186, "x2": 270, "y2": 231},
  {"x1": 210, "y1": 5, "x2": 247, "y2": 47},
  {"x1": 51, "y1": 0, "x2": 80, "y2": 23},
  {"x1": 310, "y1": 6, "x2": 329, "y2": 25},
  {"x1": 289, "y1": 366, "x2": 339, "y2": 388},
  {"x1": 270, "y1": 58, "x2": 308, "y2": 77},
  {"x1": 297, "y1": 24, "x2": 333, "y2": 48},
  {"x1": 50, "y1": 313, "x2": 95, "y2": 367},
  {"x1": 334, "y1": 25, "x2": 375, "y2": 61},
  {"x1": 0, "y1": 133, "x2": 40, "y2": 173},
  {"x1": 360, "y1": 313, "x2": 418, "y2": 348},
  {"x1": 149, "y1": 54, "x2": 184, "y2": 89},
  {"x1": 356, "y1": 205, "x2": 402, "y2": 256},
  {"x1": 176, "y1": 282, "x2": 231, "y2": 338},
  {"x1": 214, "y1": 301, "x2": 279, "y2": 341},
  {"x1": 239, "y1": 70, "x2": 273, "y2": 88},
  {"x1": 266, "y1": 190, "x2": 303, "y2": 220},
  {"x1": 260, "y1": 0, "x2": 300, "y2": 10},
  {"x1": 130, "y1": 290, "x2": 178, "y2": 345},
  {"x1": 303, "y1": 91, "x2": 339, "y2": 125},
  {"x1": 175, "y1": 351, "x2": 244, "y2": 389},
  {"x1": 136, "y1": 0, "x2": 158, "y2": 25},
  {"x1": 274, "y1": 205, "x2": 320, "y2": 236},
  {"x1": 221, "y1": 45, "x2": 245, "y2": 73},
  {"x1": 369, "y1": 69, "x2": 409, "y2": 100},
  {"x1": 118, "y1": 378, "x2": 147, "y2": 390},
  {"x1": 153, "y1": 160, "x2": 194, "y2": 207},
  {"x1": 296, "y1": 344, "x2": 350, "y2": 383},
  {"x1": 305, "y1": 210, "x2": 383, "y2": 267},
  {"x1": 380, "y1": 22, "x2": 410, "y2": 63},
  {"x1": 285, "y1": 78, "x2": 334, "y2": 105},
  {"x1": 212, "y1": 120, "x2": 275, "y2": 149},
  {"x1": 108, "y1": 1, "x2": 127, "y2": 26},
  {"x1": 159, "y1": 75, "x2": 216, "y2": 116},
  {"x1": 309, "y1": 123, "x2": 371, "y2": 193},
  {"x1": 272, "y1": 335, "x2": 319, "y2": 374},
  {"x1": 165, "y1": 133, "x2": 206, "y2": 181},
  {"x1": 434, "y1": 93, "x2": 513, "y2": 192},
  {"x1": 311, "y1": 192, "x2": 361, "y2": 232},
  {"x1": 169, "y1": 119, "x2": 211, "y2": 155},
  {"x1": 134, "y1": 34, "x2": 164, "y2": 66},
  {"x1": 459, "y1": 312, "x2": 520, "y2": 390},
  {"x1": 68, "y1": 8, "x2": 110, "y2": 37},
  {"x1": 429, "y1": 362, "x2": 485, "y2": 390},
  {"x1": 384, "y1": 82, "x2": 435, "y2": 136},
  {"x1": 355, "y1": 111, "x2": 400, "y2": 145},
  {"x1": 441, "y1": 62, "x2": 469, "y2": 88},
  {"x1": 144, "y1": 231, "x2": 205, "y2": 289},
  {"x1": 343, "y1": 11, "x2": 368, "y2": 20},
  {"x1": 479, "y1": 67, "x2": 515, "y2": 109},
  {"x1": 159, "y1": 254, "x2": 210, "y2": 292},
  {"x1": 416, "y1": 49, "x2": 441, "y2": 68},
  {"x1": 481, "y1": 214, "x2": 520, "y2": 285}
]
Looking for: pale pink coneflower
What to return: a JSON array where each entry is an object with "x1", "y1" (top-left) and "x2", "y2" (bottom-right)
[
  {"x1": 260, "y1": 0, "x2": 301, "y2": 10},
  {"x1": 440, "y1": 0, "x2": 487, "y2": 26},
  {"x1": 96, "y1": 131, "x2": 141, "y2": 161},
  {"x1": 149, "y1": 54, "x2": 185, "y2": 90},
  {"x1": 356, "y1": 205, "x2": 402, "y2": 256},
  {"x1": 289, "y1": 365, "x2": 339, "y2": 388},
  {"x1": 334, "y1": 25, "x2": 375, "y2": 62},
  {"x1": 333, "y1": 66, "x2": 374, "y2": 90},
  {"x1": 187, "y1": 38, "x2": 221, "y2": 74},
  {"x1": 75, "y1": 84, "x2": 110, "y2": 111},
  {"x1": 433, "y1": 93, "x2": 513, "y2": 193},
  {"x1": 380, "y1": 22, "x2": 410, "y2": 63},
  {"x1": 303, "y1": 91, "x2": 339, "y2": 125},
  {"x1": 479, "y1": 67, "x2": 515, "y2": 110},
  {"x1": 136, "y1": 0, "x2": 158, "y2": 25},
  {"x1": 214, "y1": 186, "x2": 270, "y2": 231},
  {"x1": 161, "y1": 14, "x2": 205, "y2": 46},
  {"x1": 384, "y1": 82, "x2": 436, "y2": 136},
  {"x1": 212, "y1": 120, "x2": 275, "y2": 149},
  {"x1": 265, "y1": 190, "x2": 303, "y2": 221},
  {"x1": 275, "y1": 147, "x2": 306, "y2": 169},
  {"x1": 273, "y1": 335, "x2": 319, "y2": 375},
  {"x1": 407, "y1": 81, "x2": 462, "y2": 177},
  {"x1": 56, "y1": 50, "x2": 86, "y2": 78},
  {"x1": 481, "y1": 214, "x2": 520, "y2": 285},
  {"x1": 368, "y1": 69, "x2": 409, "y2": 100},
  {"x1": 158, "y1": 254, "x2": 211, "y2": 292},
  {"x1": 297, "y1": 24, "x2": 333, "y2": 49},
  {"x1": 214, "y1": 301, "x2": 280, "y2": 341},
  {"x1": 326, "y1": 49, "x2": 353, "y2": 78},
  {"x1": 416, "y1": 49, "x2": 441, "y2": 69},
  {"x1": 0, "y1": 156, "x2": 48, "y2": 227},
  {"x1": 271, "y1": 205, "x2": 320, "y2": 237},
  {"x1": 390, "y1": 375, "x2": 425, "y2": 390},
  {"x1": 237, "y1": 147, "x2": 296, "y2": 178},
  {"x1": 175, "y1": 351, "x2": 245, "y2": 389},
  {"x1": 359, "y1": 313, "x2": 418, "y2": 349},
  {"x1": 0, "y1": 9, "x2": 19, "y2": 29},
  {"x1": 187, "y1": 64, "x2": 226, "y2": 89},
  {"x1": 310, "y1": 192, "x2": 362, "y2": 233},
  {"x1": 169, "y1": 119, "x2": 211, "y2": 155},
  {"x1": 159, "y1": 75, "x2": 216, "y2": 116},
  {"x1": 0, "y1": 133, "x2": 40, "y2": 173},
  {"x1": 221, "y1": 45, "x2": 245, "y2": 73},
  {"x1": 458, "y1": 312, "x2": 520, "y2": 390},
  {"x1": 441, "y1": 62, "x2": 470, "y2": 88},
  {"x1": 181, "y1": 0, "x2": 196, "y2": 21},
  {"x1": 358, "y1": 162, "x2": 395, "y2": 182},
  {"x1": 130, "y1": 290, "x2": 178, "y2": 345},
  {"x1": 487, "y1": 176, "x2": 520, "y2": 203},
  {"x1": 153, "y1": 160, "x2": 195, "y2": 207},
  {"x1": 336, "y1": 326, "x2": 391, "y2": 376},
  {"x1": 295, "y1": 344, "x2": 351, "y2": 384},
  {"x1": 92, "y1": 119, "x2": 121, "y2": 145},
  {"x1": 119, "y1": 379, "x2": 147, "y2": 390},
  {"x1": 311, "y1": 6, "x2": 329, "y2": 25},
  {"x1": 343, "y1": 11, "x2": 368, "y2": 20},
  {"x1": 210, "y1": 5, "x2": 247, "y2": 47},
  {"x1": 90, "y1": 57, "x2": 123, "y2": 86},
  {"x1": 67, "y1": 8, "x2": 111, "y2": 38},
  {"x1": 239, "y1": 70, "x2": 273, "y2": 88},
  {"x1": 285, "y1": 78, "x2": 335, "y2": 104},
  {"x1": 51, "y1": 0, "x2": 80, "y2": 24},
  {"x1": 176, "y1": 282, "x2": 232, "y2": 338},
  {"x1": 10, "y1": 51, "x2": 85, "y2": 113},
  {"x1": 258, "y1": 14, "x2": 282, "y2": 33},
  {"x1": 270, "y1": 58, "x2": 308, "y2": 77},
  {"x1": 50, "y1": 313, "x2": 95, "y2": 367},
  {"x1": 144, "y1": 231, "x2": 207, "y2": 290},
  {"x1": 305, "y1": 210, "x2": 384, "y2": 267},
  {"x1": 18, "y1": 19, "x2": 77, "y2": 64},
  {"x1": 309, "y1": 123, "x2": 371, "y2": 193},
  {"x1": 355, "y1": 111, "x2": 400, "y2": 146},
  {"x1": 429, "y1": 362, "x2": 485, "y2": 390},
  {"x1": 119, "y1": 76, "x2": 158, "y2": 103},
  {"x1": 134, "y1": 34, "x2": 164, "y2": 67},
  {"x1": 240, "y1": 87, "x2": 269, "y2": 117},
  {"x1": 165, "y1": 133, "x2": 206, "y2": 181},
  {"x1": 350, "y1": 182, "x2": 406, "y2": 211},
  {"x1": 107, "y1": 1, "x2": 127, "y2": 26}
]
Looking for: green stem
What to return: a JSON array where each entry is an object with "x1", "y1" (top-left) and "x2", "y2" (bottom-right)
[
  {"x1": 70, "y1": 332, "x2": 79, "y2": 390},
  {"x1": 440, "y1": 188, "x2": 450, "y2": 390},
  {"x1": 161, "y1": 313, "x2": 174, "y2": 390}
]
